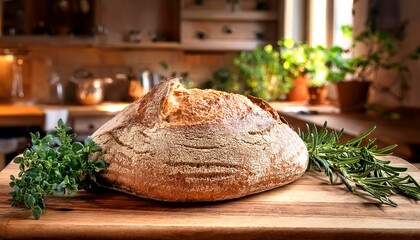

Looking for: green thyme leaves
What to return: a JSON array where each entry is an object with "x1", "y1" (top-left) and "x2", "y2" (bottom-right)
[
  {"x1": 9, "y1": 119, "x2": 107, "y2": 220},
  {"x1": 299, "y1": 122, "x2": 420, "y2": 206}
]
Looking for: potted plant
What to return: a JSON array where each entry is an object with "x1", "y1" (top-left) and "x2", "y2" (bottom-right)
[
  {"x1": 305, "y1": 45, "x2": 331, "y2": 105},
  {"x1": 234, "y1": 39, "x2": 326, "y2": 102},
  {"x1": 279, "y1": 40, "x2": 334, "y2": 104},
  {"x1": 234, "y1": 44, "x2": 292, "y2": 101},
  {"x1": 203, "y1": 68, "x2": 239, "y2": 93},
  {"x1": 278, "y1": 39, "x2": 310, "y2": 101},
  {"x1": 333, "y1": 23, "x2": 420, "y2": 112}
]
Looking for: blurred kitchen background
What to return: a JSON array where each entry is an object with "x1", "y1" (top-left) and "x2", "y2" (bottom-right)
[{"x1": 1, "y1": 0, "x2": 420, "y2": 170}]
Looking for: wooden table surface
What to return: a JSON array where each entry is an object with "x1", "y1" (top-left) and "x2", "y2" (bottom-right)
[{"x1": 1, "y1": 156, "x2": 420, "y2": 240}]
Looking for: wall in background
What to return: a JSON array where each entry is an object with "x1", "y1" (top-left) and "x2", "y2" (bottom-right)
[
  {"x1": 354, "y1": 0, "x2": 420, "y2": 107},
  {"x1": 399, "y1": 0, "x2": 420, "y2": 107},
  {"x1": 19, "y1": 47, "x2": 236, "y2": 104},
  {"x1": 0, "y1": 0, "x2": 273, "y2": 104}
]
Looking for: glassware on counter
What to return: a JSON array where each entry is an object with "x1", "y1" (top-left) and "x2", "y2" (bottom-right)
[
  {"x1": 1, "y1": 48, "x2": 30, "y2": 104},
  {"x1": 47, "y1": 58, "x2": 64, "y2": 105},
  {"x1": 11, "y1": 57, "x2": 25, "y2": 102}
]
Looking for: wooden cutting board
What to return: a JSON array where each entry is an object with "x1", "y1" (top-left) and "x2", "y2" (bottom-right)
[{"x1": 1, "y1": 156, "x2": 419, "y2": 240}]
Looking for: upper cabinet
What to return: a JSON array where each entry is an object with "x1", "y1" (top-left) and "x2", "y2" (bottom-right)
[
  {"x1": 0, "y1": 0, "x2": 99, "y2": 47},
  {"x1": 0, "y1": 0, "x2": 282, "y2": 51},
  {"x1": 180, "y1": 0, "x2": 280, "y2": 50},
  {"x1": 0, "y1": 0, "x2": 181, "y2": 49},
  {"x1": 181, "y1": 0, "x2": 279, "y2": 20},
  {"x1": 2, "y1": 0, "x2": 96, "y2": 36},
  {"x1": 95, "y1": 0, "x2": 180, "y2": 49}
]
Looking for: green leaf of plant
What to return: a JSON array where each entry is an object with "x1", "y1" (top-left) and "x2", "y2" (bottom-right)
[
  {"x1": 23, "y1": 149, "x2": 31, "y2": 158},
  {"x1": 57, "y1": 118, "x2": 65, "y2": 128},
  {"x1": 13, "y1": 157, "x2": 24, "y2": 164},
  {"x1": 94, "y1": 160, "x2": 107, "y2": 171},
  {"x1": 341, "y1": 25, "x2": 353, "y2": 38},
  {"x1": 84, "y1": 136, "x2": 94, "y2": 147},
  {"x1": 91, "y1": 144, "x2": 102, "y2": 152},
  {"x1": 32, "y1": 206, "x2": 42, "y2": 220},
  {"x1": 9, "y1": 119, "x2": 106, "y2": 220},
  {"x1": 72, "y1": 142, "x2": 84, "y2": 152}
]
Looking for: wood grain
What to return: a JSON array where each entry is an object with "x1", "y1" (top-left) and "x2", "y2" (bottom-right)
[{"x1": 0, "y1": 156, "x2": 419, "y2": 239}]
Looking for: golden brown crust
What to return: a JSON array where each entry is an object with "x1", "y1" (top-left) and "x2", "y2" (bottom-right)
[
  {"x1": 92, "y1": 78, "x2": 309, "y2": 202},
  {"x1": 247, "y1": 95, "x2": 281, "y2": 121},
  {"x1": 161, "y1": 81, "x2": 253, "y2": 126}
]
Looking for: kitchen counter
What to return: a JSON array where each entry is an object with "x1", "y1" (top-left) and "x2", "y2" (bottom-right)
[
  {"x1": 0, "y1": 102, "x2": 129, "y2": 128},
  {"x1": 273, "y1": 106, "x2": 420, "y2": 162},
  {"x1": 0, "y1": 101, "x2": 318, "y2": 129},
  {"x1": 0, "y1": 156, "x2": 419, "y2": 239},
  {"x1": 45, "y1": 102, "x2": 129, "y2": 118},
  {"x1": 0, "y1": 105, "x2": 45, "y2": 127}
]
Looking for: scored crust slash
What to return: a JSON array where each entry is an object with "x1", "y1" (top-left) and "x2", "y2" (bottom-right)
[{"x1": 91, "y1": 78, "x2": 309, "y2": 201}]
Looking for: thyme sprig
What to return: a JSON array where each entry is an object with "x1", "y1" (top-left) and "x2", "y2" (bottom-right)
[
  {"x1": 9, "y1": 119, "x2": 107, "y2": 219},
  {"x1": 299, "y1": 122, "x2": 420, "y2": 206}
]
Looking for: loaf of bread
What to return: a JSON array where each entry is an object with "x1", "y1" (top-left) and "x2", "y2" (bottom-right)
[{"x1": 91, "y1": 78, "x2": 308, "y2": 201}]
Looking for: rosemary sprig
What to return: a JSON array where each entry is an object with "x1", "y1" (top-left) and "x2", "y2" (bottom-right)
[{"x1": 299, "y1": 122, "x2": 420, "y2": 206}]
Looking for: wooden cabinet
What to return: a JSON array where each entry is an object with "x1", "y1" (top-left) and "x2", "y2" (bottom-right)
[
  {"x1": 182, "y1": 0, "x2": 231, "y2": 11},
  {"x1": 180, "y1": 0, "x2": 280, "y2": 50},
  {"x1": 0, "y1": 0, "x2": 283, "y2": 51},
  {"x1": 96, "y1": 0, "x2": 180, "y2": 46},
  {"x1": 69, "y1": 115, "x2": 111, "y2": 141},
  {"x1": 1, "y1": 0, "x2": 95, "y2": 36},
  {"x1": 71, "y1": 116, "x2": 111, "y2": 135},
  {"x1": 63, "y1": 103, "x2": 127, "y2": 141},
  {"x1": 182, "y1": 21, "x2": 277, "y2": 41},
  {"x1": 0, "y1": 0, "x2": 181, "y2": 49}
]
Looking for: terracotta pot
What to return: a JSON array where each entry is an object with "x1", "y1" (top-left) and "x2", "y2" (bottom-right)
[
  {"x1": 286, "y1": 75, "x2": 309, "y2": 101},
  {"x1": 336, "y1": 81, "x2": 371, "y2": 113},
  {"x1": 308, "y1": 85, "x2": 328, "y2": 105}
]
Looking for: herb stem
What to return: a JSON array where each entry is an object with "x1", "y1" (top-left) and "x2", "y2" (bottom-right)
[{"x1": 300, "y1": 122, "x2": 420, "y2": 206}]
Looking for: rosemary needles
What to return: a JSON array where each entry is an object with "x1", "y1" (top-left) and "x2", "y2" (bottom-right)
[{"x1": 299, "y1": 122, "x2": 420, "y2": 206}]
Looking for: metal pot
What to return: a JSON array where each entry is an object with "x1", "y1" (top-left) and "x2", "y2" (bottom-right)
[
  {"x1": 128, "y1": 69, "x2": 152, "y2": 100},
  {"x1": 71, "y1": 76, "x2": 112, "y2": 105}
]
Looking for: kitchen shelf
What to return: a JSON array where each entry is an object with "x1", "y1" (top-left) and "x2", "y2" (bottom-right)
[
  {"x1": 101, "y1": 41, "x2": 181, "y2": 50},
  {"x1": 181, "y1": 10, "x2": 278, "y2": 21},
  {"x1": 181, "y1": 39, "x2": 272, "y2": 51},
  {"x1": 0, "y1": 36, "x2": 268, "y2": 51},
  {"x1": 101, "y1": 40, "x2": 269, "y2": 51},
  {"x1": 0, "y1": 36, "x2": 181, "y2": 50},
  {"x1": 0, "y1": 35, "x2": 100, "y2": 47}
]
